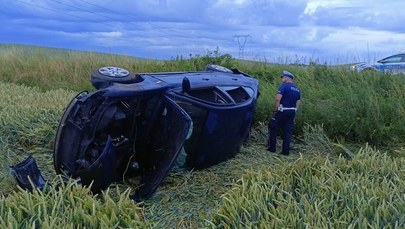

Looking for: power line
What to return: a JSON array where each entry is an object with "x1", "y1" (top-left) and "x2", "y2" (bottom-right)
[
  {"x1": 14, "y1": 0, "x2": 228, "y2": 56},
  {"x1": 74, "y1": 0, "x2": 122, "y2": 15},
  {"x1": 50, "y1": 0, "x2": 154, "y2": 32},
  {"x1": 71, "y1": 0, "x2": 199, "y2": 38},
  {"x1": 50, "y1": 0, "x2": 125, "y2": 22},
  {"x1": 15, "y1": 0, "x2": 186, "y2": 38},
  {"x1": 15, "y1": 0, "x2": 118, "y2": 28}
]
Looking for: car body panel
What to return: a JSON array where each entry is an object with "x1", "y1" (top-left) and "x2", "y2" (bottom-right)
[
  {"x1": 167, "y1": 90, "x2": 256, "y2": 169},
  {"x1": 53, "y1": 65, "x2": 259, "y2": 200}
]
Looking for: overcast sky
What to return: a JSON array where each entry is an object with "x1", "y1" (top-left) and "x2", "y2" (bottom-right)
[{"x1": 1, "y1": 0, "x2": 405, "y2": 65}]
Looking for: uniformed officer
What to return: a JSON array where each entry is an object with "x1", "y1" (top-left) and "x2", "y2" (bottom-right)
[{"x1": 267, "y1": 70, "x2": 301, "y2": 155}]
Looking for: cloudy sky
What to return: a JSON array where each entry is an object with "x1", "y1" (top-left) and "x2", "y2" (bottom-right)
[{"x1": 1, "y1": 0, "x2": 405, "y2": 65}]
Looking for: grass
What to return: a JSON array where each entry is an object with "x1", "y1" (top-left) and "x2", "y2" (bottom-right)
[
  {"x1": 0, "y1": 44, "x2": 404, "y2": 228},
  {"x1": 0, "y1": 178, "x2": 147, "y2": 228},
  {"x1": 0, "y1": 44, "x2": 233, "y2": 92},
  {"x1": 2, "y1": 118, "x2": 404, "y2": 227},
  {"x1": 208, "y1": 146, "x2": 405, "y2": 228}
]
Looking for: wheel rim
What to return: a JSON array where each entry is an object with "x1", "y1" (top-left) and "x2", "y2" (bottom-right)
[{"x1": 98, "y1": 67, "x2": 129, "y2": 78}]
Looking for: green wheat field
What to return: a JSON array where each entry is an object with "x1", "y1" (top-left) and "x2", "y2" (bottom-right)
[{"x1": 0, "y1": 44, "x2": 404, "y2": 228}]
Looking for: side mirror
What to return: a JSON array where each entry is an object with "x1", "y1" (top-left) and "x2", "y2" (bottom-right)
[{"x1": 10, "y1": 156, "x2": 46, "y2": 192}]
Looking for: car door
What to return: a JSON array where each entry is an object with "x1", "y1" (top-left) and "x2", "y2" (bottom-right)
[
  {"x1": 164, "y1": 85, "x2": 257, "y2": 169},
  {"x1": 378, "y1": 54, "x2": 405, "y2": 75},
  {"x1": 132, "y1": 95, "x2": 192, "y2": 201}
]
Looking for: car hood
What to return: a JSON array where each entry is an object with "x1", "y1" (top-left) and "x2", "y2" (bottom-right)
[{"x1": 351, "y1": 62, "x2": 380, "y2": 71}]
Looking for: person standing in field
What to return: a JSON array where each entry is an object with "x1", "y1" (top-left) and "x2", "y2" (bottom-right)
[{"x1": 267, "y1": 70, "x2": 301, "y2": 155}]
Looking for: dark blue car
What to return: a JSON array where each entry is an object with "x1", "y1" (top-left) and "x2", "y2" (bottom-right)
[{"x1": 53, "y1": 65, "x2": 259, "y2": 200}]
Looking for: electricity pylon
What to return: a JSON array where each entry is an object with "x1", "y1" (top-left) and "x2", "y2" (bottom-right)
[{"x1": 234, "y1": 35, "x2": 250, "y2": 59}]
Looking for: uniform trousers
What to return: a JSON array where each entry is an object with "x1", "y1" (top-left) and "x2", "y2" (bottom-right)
[{"x1": 267, "y1": 110, "x2": 295, "y2": 155}]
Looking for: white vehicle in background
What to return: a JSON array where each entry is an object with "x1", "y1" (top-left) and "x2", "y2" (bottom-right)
[{"x1": 351, "y1": 51, "x2": 405, "y2": 75}]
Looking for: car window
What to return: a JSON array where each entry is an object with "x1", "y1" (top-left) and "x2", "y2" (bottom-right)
[
  {"x1": 219, "y1": 86, "x2": 252, "y2": 103},
  {"x1": 174, "y1": 100, "x2": 208, "y2": 168},
  {"x1": 185, "y1": 87, "x2": 234, "y2": 104},
  {"x1": 380, "y1": 55, "x2": 402, "y2": 63}
]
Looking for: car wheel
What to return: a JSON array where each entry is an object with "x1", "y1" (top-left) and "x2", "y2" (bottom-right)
[
  {"x1": 362, "y1": 67, "x2": 376, "y2": 72},
  {"x1": 205, "y1": 64, "x2": 233, "y2": 73},
  {"x1": 90, "y1": 66, "x2": 140, "y2": 89}
]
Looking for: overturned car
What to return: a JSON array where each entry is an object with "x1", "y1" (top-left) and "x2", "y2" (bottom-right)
[{"x1": 53, "y1": 64, "x2": 259, "y2": 201}]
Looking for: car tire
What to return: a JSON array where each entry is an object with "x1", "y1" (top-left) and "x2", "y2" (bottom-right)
[
  {"x1": 90, "y1": 66, "x2": 141, "y2": 89},
  {"x1": 361, "y1": 67, "x2": 376, "y2": 72},
  {"x1": 205, "y1": 64, "x2": 233, "y2": 73}
]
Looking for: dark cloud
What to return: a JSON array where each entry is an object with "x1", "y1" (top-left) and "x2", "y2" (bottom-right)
[{"x1": 1, "y1": 0, "x2": 405, "y2": 64}]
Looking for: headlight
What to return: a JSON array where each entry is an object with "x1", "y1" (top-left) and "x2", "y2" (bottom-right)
[{"x1": 351, "y1": 65, "x2": 357, "y2": 71}]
